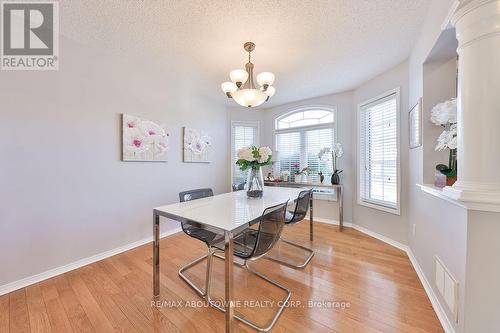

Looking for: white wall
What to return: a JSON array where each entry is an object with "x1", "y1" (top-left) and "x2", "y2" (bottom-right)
[
  {"x1": 407, "y1": 1, "x2": 468, "y2": 332},
  {"x1": 351, "y1": 61, "x2": 409, "y2": 244},
  {"x1": 0, "y1": 36, "x2": 229, "y2": 287}
]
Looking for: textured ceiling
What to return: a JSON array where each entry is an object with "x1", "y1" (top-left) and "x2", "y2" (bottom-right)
[{"x1": 60, "y1": 0, "x2": 431, "y2": 107}]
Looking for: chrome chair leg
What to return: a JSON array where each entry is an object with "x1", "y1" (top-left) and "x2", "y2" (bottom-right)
[
  {"x1": 207, "y1": 252, "x2": 292, "y2": 332},
  {"x1": 178, "y1": 250, "x2": 211, "y2": 297},
  {"x1": 178, "y1": 247, "x2": 244, "y2": 297},
  {"x1": 264, "y1": 237, "x2": 315, "y2": 269}
]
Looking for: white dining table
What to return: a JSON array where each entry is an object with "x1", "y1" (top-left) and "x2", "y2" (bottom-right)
[{"x1": 152, "y1": 186, "x2": 307, "y2": 332}]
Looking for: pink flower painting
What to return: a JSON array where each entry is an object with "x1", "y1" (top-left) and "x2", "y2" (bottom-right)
[{"x1": 122, "y1": 114, "x2": 169, "y2": 162}]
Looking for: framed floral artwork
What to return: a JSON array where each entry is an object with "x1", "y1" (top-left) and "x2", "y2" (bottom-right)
[
  {"x1": 409, "y1": 98, "x2": 422, "y2": 148},
  {"x1": 122, "y1": 114, "x2": 169, "y2": 161},
  {"x1": 183, "y1": 127, "x2": 212, "y2": 163}
]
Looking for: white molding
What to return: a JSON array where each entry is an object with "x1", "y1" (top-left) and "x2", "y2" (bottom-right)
[
  {"x1": 0, "y1": 227, "x2": 182, "y2": 297},
  {"x1": 407, "y1": 249, "x2": 456, "y2": 333},
  {"x1": 441, "y1": 0, "x2": 461, "y2": 30},
  {"x1": 357, "y1": 87, "x2": 401, "y2": 216},
  {"x1": 349, "y1": 223, "x2": 407, "y2": 252},
  {"x1": 319, "y1": 218, "x2": 456, "y2": 333},
  {"x1": 311, "y1": 216, "x2": 353, "y2": 228},
  {"x1": 418, "y1": 184, "x2": 500, "y2": 212}
]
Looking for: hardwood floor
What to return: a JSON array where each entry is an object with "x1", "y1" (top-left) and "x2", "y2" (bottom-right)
[{"x1": 0, "y1": 222, "x2": 444, "y2": 332}]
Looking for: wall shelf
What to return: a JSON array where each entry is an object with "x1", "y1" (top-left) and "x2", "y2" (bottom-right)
[
  {"x1": 417, "y1": 184, "x2": 500, "y2": 212},
  {"x1": 417, "y1": 184, "x2": 466, "y2": 209}
]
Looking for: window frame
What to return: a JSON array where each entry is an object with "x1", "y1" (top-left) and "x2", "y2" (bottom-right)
[
  {"x1": 230, "y1": 120, "x2": 260, "y2": 186},
  {"x1": 357, "y1": 88, "x2": 401, "y2": 215},
  {"x1": 273, "y1": 105, "x2": 337, "y2": 179}
]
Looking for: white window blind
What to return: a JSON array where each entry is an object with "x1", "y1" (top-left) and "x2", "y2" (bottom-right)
[
  {"x1": 276, "y1": 131, "x2": 301, "y2": 175},
  {"x1": 275, "y1": 108, "x2": 335, "y2": 181},
  {"x1": 232, "y1": 123, "x2": 258, "y2": 184},
  {"x1": 359, "y1": 91, "x2": 399, "y2": 212},
  {"x1": 305, "y1": 128, "x2": 334, "y2": 182}
]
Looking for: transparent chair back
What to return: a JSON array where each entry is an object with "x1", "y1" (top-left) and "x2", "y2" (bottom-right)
[{"x1": 288, "y1": 189, "x2": 312, "y2": 224}]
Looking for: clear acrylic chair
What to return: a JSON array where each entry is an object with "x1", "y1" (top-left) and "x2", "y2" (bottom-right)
[
  {"x1": 206, "y1": 201, "x2": 291, "y2": 332},
  {"x1": 177, "y1": 188, "x2": 224, "y2": 297},
  {"x1": 265, "y1": 189, "x2": 315, "y2": 269}
]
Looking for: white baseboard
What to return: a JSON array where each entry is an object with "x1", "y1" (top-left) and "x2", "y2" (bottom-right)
[
  {"x1": 349, "y1": 224, "x2": 408, "y2": 252},
  {"x1": 310, "y1": 216, "x2": 353, "y2": 228},
  {"x1": 313, "y1": 217, "x2": 455, "y2": 333},
  {"x1": 0, "y1": 227, "x2": 182, "y2": 297},
  {"x1": 406, "y1": 249, "x2": 455, "y2": 333}
]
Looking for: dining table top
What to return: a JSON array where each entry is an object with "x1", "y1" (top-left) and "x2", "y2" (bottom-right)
[{"x1": 154, "y1": 186, "x2": 304, "y2": 232}]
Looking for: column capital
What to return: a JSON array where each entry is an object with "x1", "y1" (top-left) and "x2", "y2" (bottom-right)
[
  {"x1": 451, "y1": 0, "x2": 500, "y2": 49},
  {"x1": 443, "y1": 0, "x2": 500, "y2": 211}
]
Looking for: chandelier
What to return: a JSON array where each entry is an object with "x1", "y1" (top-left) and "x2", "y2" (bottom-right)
[{"x1": 221, "y1": 42, "x2": 275, "y2": 108}]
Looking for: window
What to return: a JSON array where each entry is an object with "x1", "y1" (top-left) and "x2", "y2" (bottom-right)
[
  {"x1": 358, "y1": 89, "x2": 400, "y2": 214},
  {"x1": 275, "y1": 107, "x2": 335, "y2": 182},
  {"x1": 231, "y1": 121, "x2": 259, "y2": 184}
]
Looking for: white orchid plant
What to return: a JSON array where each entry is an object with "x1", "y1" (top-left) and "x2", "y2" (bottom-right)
[
  {"x1": 431, "y1": 98, "x2": 457, "y2": 178},
  {"x1": 236, "y1": 146, "x2": 273, "y2": 171},
  {"x1": 318, "y1": 143, "x2": 344, "y2": 176}
]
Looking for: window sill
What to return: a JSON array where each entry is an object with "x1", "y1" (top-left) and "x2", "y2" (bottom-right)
[
  {"x1": 417, "y1": 184, "x2": 500, "y2": 212},
  {"x1": 357, "y1": 199, "x2": 400, "y2": 215},
  {"x1": 416, "y1": 184, "x2": 463, "y2": 206}
]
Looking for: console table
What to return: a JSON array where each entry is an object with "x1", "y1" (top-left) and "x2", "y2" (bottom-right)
[{"x1": 264, "y1": 181, "x2": 344, "y2": 232}]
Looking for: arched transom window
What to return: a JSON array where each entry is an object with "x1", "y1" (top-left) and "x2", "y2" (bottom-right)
[
  {"x1": 276, "y1": 109, "x2": 334, "y2": 129},
  {"x1": 274, "y1": 107, "x2": 336, "y2": 182}
]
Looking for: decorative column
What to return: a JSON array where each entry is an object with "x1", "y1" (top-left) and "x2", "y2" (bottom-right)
[{"x1": 444, "y1": 0, "x2": 500, "y2": 209}]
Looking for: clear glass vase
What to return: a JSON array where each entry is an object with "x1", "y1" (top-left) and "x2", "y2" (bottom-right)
[{"x1": 246, "y1": 167, "x2": 264, "y2": 198}]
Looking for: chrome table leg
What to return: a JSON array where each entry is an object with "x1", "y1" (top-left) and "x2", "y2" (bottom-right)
[
  {"x1": 224, "y1": 231, "x2": 234, "y2": 333},
  {"x1": 338, "y1": 186, "x2": 343, "y2": 232},
  {"x1": 309, "y1": 192, "x2": 314, "y2": 241},
  {"x1": 153, "y1": 212, "x2": 160, "y2": 297}
]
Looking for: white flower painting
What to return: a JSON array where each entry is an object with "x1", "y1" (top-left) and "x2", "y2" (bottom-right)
[
  {"x1": 122, "y1": 114, "x2": 169, "y2": 162},
  {"x1": 183, "y1": 127, "x2": 212, "y2": 163}
]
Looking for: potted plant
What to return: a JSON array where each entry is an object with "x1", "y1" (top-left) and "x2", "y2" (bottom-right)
[
  {"x1": 300, "y1": 167, "x2": 315, "y2": 183},
  {"x1": 318, "y1": 143, "x2": 344, "y2": 185},
  {"x1": 431, "y1": 99, "x2": 457, "y2": 187},
  {"x1": 290, "y1": 162, "x2": 301, "y2": 183},
  {"x1": 280, "y1": 170, "x2": 290, "y2": 182},
  {"x1": 293, "y1": 169, "x2": 303, "y2": 183},
  {"x1": 236, "y1": 146, "x2": 273, "y2": 197}
]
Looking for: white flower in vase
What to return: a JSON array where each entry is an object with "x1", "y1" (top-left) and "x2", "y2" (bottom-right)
[
  {"x1": 237, "y1": 147, "x2": 256, "y2": 161},
  {"x1": 258, "y1": 146, "x2": 272, "y2": 163},
  {"x1": 435, "y1": 123, "x2": 458, "y2": 151},
  {"x1": 431, "y1": 98, "x2": 457, "y2": 126}
]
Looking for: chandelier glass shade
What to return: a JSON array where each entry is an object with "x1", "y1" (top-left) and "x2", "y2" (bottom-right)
[{"x1": 221, "y1": 42, "x2": 275, "y2": 108}]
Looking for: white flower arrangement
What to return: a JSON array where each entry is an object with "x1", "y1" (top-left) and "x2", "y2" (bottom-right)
[
  {"x1": 236, "y1": 146, "x2": 273, "y2": 170},
  {"x1": 435, "y1": 124, "x2": 457, "y2": 151},
  {"x1": 430, "y1": 98, "x2": 457, "y2": 178},
  {"x1": 431, "y1": 98, "x2": 457, "y2": 126}
]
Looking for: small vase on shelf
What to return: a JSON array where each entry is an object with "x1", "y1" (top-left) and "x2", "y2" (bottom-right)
[
  {"x1": 319, "y1": 172, "x2": 324, "y2": 184},
  {"x1": 331, "y1": 170, "x2": 342, "y2": 185},
  {"x1": 246, "y1": 167, "x2": 264, "y2": 198}
]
